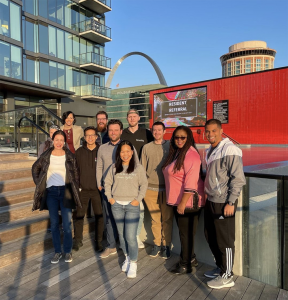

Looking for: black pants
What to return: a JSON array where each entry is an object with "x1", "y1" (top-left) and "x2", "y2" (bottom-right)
[
  {"x1": 73, "y1": 190, "x2": 104, "y2": 244},
  {"x1": 204, "y1": 199, "x2": 237, "y2": 278},
  {"x1": 174, "y1": 206, "x2": 201, "y2": 268}
]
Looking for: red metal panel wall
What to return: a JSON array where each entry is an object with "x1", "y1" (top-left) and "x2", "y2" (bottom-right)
[{"x1": 149, "y1": 67, "x2": 288, "y2": 144}]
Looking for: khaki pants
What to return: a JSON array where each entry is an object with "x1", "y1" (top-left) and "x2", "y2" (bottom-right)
[{"x1": 144, "y1": 189, "x2": 174, "y2": 246}]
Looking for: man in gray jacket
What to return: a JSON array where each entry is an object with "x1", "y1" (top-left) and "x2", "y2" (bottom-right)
[{"x1": 203, "y1": 119, "x2": 246, "y2": 289}]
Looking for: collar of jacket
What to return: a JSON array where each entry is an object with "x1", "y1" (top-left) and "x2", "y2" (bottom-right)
[{"x1": 205, "y1": 138, "x2": 232, "y2": 165}]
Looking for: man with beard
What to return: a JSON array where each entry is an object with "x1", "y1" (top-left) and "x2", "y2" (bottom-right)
[
  {"x1": 96, "y1": 111, "x2": 110, "y2": 145},
  {"x1": 121, "y1": 109, "x2": 154, "y2": 248}
]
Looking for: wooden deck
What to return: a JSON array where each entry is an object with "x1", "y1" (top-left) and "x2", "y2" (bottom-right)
[{"x1": 0, "y1": 233, "x2": 287, "y2": 300}]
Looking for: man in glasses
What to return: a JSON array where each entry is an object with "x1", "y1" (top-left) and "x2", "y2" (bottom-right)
[
  {"x1": 73, "y1": 126, "x2": 104, "y2": 252},
  {"x1": 204, "y1": 119, "x2": 245, "y2": 289},
  {"x1": 96, "y1": 111, "x2": 110, "y2": 145}
]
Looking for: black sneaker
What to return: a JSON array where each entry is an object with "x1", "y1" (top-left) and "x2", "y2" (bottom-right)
[
  {"x1": 191, "y1": 257, "x2": 198, "y2": 267},
  {"x1": 72, "y1": 240, "x2": 83, "y2": 251},
  {"x1": 161, "y1": 246, "x2": 171, "y2": 259},
  {"x1": 65, "y1": 253, "x2": 73, "y2": 263},
  {"x1": 170, "y1": 263, "x2": 196, "y2": 275},
  {"x1": 51, "y1": 253, "x2": 62, "y2": 264},
  {"x1": 149, "y1": 245, "x2": 161, "y2": 257}
]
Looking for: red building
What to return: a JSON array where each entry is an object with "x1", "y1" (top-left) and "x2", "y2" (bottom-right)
[{"x1": 149, "y1": 67, "x2": 288, "y2": 144}]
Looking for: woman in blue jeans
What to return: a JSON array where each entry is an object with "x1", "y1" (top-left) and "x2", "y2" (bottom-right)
[
  {"x1": 32, "y1": 130, "x2": 81, "y2": 264},
  {"x1": 104, "y1": 140, "x2": 148, "y2": 278}
]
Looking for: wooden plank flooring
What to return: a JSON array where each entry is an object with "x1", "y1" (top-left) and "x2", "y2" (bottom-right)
[{"x1": 1, "y1": 235, "x2": 288, "y2": 300}]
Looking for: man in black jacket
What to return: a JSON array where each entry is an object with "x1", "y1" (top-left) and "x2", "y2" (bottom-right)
[{"x1": 73, "y1": 126, "x2": 104, "y2": 252}]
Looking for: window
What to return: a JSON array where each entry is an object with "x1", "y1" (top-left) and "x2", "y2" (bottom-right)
[
  {"x1": 56, "y1": 0, "x2": 64, "y2": 25},
  {"x1": 39, "y1": 60, "x2": 49, "y2": 86},
  {"x1": 24, "y1": 0, "x2": 37, "y2": 15},
  {"x1": 72, "y1": 36, "x2": 79, "y2": 63},
  {"x1": 48, "y1": 26, "x2": 57, "y2": 57},
  {"x1": 265, "y1": 59, "x2": 269, "y2": 70},
  {"x1": 26, "y1": 56, "x2": 39, "y2": 83},
  {"x1": 48, "y1": 0, "x2": 57, "y2": 23},
  {"x1": 65, "y1": 32, "x2": 73, "y2": 62},
  {"x1": 58, "y1": 63, "x2": 65, "y2": 89},
  {"x1": 11, "y1": 45, "x2": 21, "y2": 79},
  {"x1": 39, "y1": 0, "x2": 48, "y2": 18},
  {"x1": 0, "y1": 41, "x2": 10, "y2": 77},
  {"x1": 227, "y1": 62, "x2": 231, "y2": 76},
  {"x1": 49, "y1": 61, "x2": 57, "y2": 87},
  {"x1": 235, "y1": 61, "x2": 240, "y2": 75},
  {"x1": 64, "y1": 0, "x2": 72, "y2": 28},
  {"x1": 0, "y1": 0, "x2": 10, "y2": 37},
  {"x1": 10, "y1": 2, "x2": 21, "y2": 41},
  {"x1": 25, "y1": 19, "x2": 38, "y2": 53},
  {"x1": 245, "y1": 59, "x2": 251, "y2": 73},
  {"x1": 65, "y1": 65, "x2": 73, "y2": 91},
  {"x1": 256, "y1": 58, "x2": 261, "y2": 71},
  {"x1": 39, "y1": 23, "x2": 49, "y2": 55},
  {"x1": 57, "y1": 28, "x2": 64, "y2": 59}
]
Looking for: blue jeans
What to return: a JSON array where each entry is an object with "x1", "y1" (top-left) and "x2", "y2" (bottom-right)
[
  {"x1": 111, "y1": 202, "x2": 140, "y2": 261},
  {"x1": 101, "y1": 189, "x2": 118, "y2": 249},
  {"x1": 46, "y1": 186, "x2": 73, "y2": 254},
  {"x1": 137, "y1": 200, "x2": 144, "y2": 236}
]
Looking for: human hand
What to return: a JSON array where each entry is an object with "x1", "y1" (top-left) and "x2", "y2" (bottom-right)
[
  {"x1": 109, "y1": 198, "x2": 115, "y2": 205},
  {"x1": 130, "y1": 200, "x2": 139, "y2": 206},
  {"x1": 224, "y1": 203, "x2": 235, "y2": 217},
  {"x1": 177, "y1": 202, "x2": 186, "y2": 215},
  {"x1": 98, "y1": 186, "x2": 102, "y2": 191}
]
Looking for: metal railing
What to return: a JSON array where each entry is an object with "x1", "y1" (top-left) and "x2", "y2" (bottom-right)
[
  {"x1": 76, "y1": 53, "x2": 111, "y2": 69},
  {"x1": 74, "y1": 18, "x2": 111, "y2": 39},
  {"x1": 98, "y1": 0, "x2": 111, "y2": 7},
  {"x1": 72, "y1": 85, "x2": 111, "y2": 98}
]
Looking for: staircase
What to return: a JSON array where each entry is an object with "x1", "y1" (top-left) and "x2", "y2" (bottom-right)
[{"x1": 0, "y1": 153, "x2": 95, "y2": 268}]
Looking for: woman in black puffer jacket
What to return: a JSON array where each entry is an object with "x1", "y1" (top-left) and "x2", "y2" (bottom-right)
[{"x1": 32, "y1": 130, "x2": 81, "y2": 264}]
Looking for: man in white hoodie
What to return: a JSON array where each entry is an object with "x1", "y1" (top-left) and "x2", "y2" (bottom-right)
[{"x1": 203, "y1": 119, "x2": 246, "y2": 289}]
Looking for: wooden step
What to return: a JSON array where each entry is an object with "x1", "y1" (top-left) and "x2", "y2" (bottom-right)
[
  {"x1": 0, "y1": 214, "x2": 50, "y2": 243},
  {"x1": 0, "y1": 168, "x2": 32, "y2": 181},
  {"x1": 0, "y1": 153, "x2": 29, "y2": 161},
  {"x1": 0, "y1": 187, "x2": 35, "y2": 207},
  {"x1": 0, "y1": 201, "x2": 43, "y2": 224},
  {"x1": 0, "y1": 159, "x2": 35, "y2": 171},
  {"x1": 0, "y1": 177, "x2": 35, "y2": 193},
  {"x1": 0, "y1": 218, "x2": 95, "y2": 268}
]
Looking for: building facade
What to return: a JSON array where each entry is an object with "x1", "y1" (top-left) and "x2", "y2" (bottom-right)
[
  {"x1": 0, "y1": 0, "x2": 112, "y2": 126},
  {"x1": 220, "y1": 41, "x2": 276, "y2": 77}
]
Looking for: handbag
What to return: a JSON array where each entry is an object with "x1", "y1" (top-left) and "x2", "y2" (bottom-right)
[{"x1": 184, "y1": 190, "x2": 201, "y2": 212}]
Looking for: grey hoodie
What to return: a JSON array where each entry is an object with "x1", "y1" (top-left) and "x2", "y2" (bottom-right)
[{"x1": 204, "y1": 138, "x2": 246, "y2": 204}]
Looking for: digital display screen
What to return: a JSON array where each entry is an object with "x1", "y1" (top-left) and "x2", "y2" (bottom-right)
[{"x1": 153, "y1": 87, "x2": 207, "y2": 127}]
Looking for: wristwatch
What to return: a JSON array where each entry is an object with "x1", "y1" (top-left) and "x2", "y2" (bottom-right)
[{"x1": 228, "y1": 201, "x2": 234, "y2": 206}]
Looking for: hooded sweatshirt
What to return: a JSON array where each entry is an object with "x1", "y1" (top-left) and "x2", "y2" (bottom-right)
[{"x1": 75, "y1": 142, "x2": 99, "y2": 191}]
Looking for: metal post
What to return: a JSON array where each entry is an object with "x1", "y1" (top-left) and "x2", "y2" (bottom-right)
[
  {"x1": 17, "y1": 127, "x2": 20, "y2": 153},
  {"x1": 36, "y1": 128, "x2": 39, "y2": 157}
]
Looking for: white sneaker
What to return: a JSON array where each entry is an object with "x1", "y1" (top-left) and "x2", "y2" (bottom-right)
[
  {"x1": 137, "y1": 236, "x2": 145, "y2": 248},
  {"x1": 127, "y1": 261, "x2": 137, "y2": 278},
  {"x1": 122, "y1": 255, "x2": 130, "y2": 272}
]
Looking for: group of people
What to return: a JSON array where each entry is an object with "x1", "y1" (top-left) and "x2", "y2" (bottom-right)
[{"x1": 31, "y1": 108, "x2": 245, "y2": 289}]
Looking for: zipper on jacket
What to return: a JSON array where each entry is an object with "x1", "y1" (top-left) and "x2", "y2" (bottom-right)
[{"x1": 215, "y1": 177, "x2": 222, "y2": 195}]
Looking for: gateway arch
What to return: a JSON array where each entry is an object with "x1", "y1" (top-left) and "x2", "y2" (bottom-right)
[{"x1": 105, "y1": 51, "x2": 167, "y2": 88}]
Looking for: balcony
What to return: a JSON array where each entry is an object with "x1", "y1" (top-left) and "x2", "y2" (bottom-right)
[
  {"x1": 77, "y1": 18, "x2": 111, "y2": 44},
  {"x1": 76, "y1": 53, "x2": 111, "y2": 73},
  {"x1": 72, "y1": 85, "x2": 112, "y2": 101},
  {"x1": 78, "y1": 0, "x2": 111, "y2": 14}
]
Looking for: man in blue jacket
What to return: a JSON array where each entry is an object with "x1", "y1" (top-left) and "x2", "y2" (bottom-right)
[{"x1": 204, "y1": 119, "x2": 246, "y2": 289}]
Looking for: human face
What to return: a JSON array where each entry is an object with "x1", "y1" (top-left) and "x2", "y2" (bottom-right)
[
  {"x1": 205, "y1": 124, "x2": 223, "y2": 147},
  {"x1": 120, "y1": 144, "x2": 133, "y2": 165},
  {"x1": 127, "y1": 113, "x2": 140, "y2": 128},
  {"x1": 96, "y1": 113, "x2": 108, "y2": 132},
  {"x1": 174, "y1": 129, "x2": 187, "y2": 149},
  {"x1": 49, "y1": 128, "x2": 57, "y2": 139},
  {"x1": 108, "y1": 124, "x2": 122, "y2": 143},
  {"x1": 152, "y1": 125, "x2": 165, "y2": 142},
  {"x1": 84, "y1": 129, "x2": 97, "y2": 146},
  {"x1": 53, "y1": 134, "x2": 65, "y2": 150},
  {"x1": 65, "y1": 113, "x2": 74, "y2": 127}
]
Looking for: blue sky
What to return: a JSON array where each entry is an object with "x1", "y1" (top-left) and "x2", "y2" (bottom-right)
[{"x1": 105, "y1": 0, "x2": 288, "y2": 89}]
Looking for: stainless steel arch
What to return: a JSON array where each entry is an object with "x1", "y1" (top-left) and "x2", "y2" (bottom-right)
[{"x1": 105, "y1": 51, "x2": 167, "y2": 88}]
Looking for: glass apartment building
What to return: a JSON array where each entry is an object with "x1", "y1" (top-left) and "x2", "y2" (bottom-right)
[
  {"x1": 221, "y1": 41, "x2": 276, "y2": 77},
  {"x1": 0, "y1": 0, "x2": 112, "y2": 126}
]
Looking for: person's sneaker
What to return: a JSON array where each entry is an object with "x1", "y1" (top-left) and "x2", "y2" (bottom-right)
[
  {"x1": 51, "y1": 253, "x2": 62, "y2": 264},
  {"x1": 149, "y1": 245, "x2": 161, "y2": 257},
  {"x1": 65, "y1": 253, "x2": 73, "y2": 263},
  {"x1": 191, "y1": 257, "x2": 199, "y2": 267},
  {"x1": 204, "y1": 267, "x2": 221, "y2": 278},
  {"x1": 72, "y1": 240, "x2": 83, "y2": 251},
  {"x1": 170, "y1": 263, "x2": 196, "y2": 275},
  {"x1": 137, "y1": 236, "x2": 145, "y2": 249},
  {"x1": 161, "y1": 246, "x2": 171, "y2": 259},
  {"x1": 207, "y1": 275, "x2": 235, "y2": 289},
  {"x1": 127, "y1": 261, "x2": 137, "y2": 278},
  {"x1": 121, "y1": 255, "x2": 130, "y2": 272},
  {"x1": 99, "y1": 247, "x2": 117, "y2": 258}
]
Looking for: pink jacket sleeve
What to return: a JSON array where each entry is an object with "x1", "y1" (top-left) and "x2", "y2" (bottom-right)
[{"x1": 183, "y1": 149, "x2": 201, "y2": 193}]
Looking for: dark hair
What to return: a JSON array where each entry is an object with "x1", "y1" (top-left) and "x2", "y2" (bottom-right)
[
  {"x1": 115, "y1": 140, "x2": 135, "y2": 174},
  {"x1": 96, "y1": 111, "x2": 108, "y2": 119},
  {"x1": 52, "y1": 130, "x2": 67, "y2": 143},
  {"x1": 107, "y1": 119, "x2": 123, "y2": 130},
  {"x1": 162, "y1": 126, "x2": 198, "y2": 173},
  {"x1": 62, "y1": 111, "x2": 76, "y2": 125},
  {"x1": 84, "y1": 126, "x2": 97, "y2": 136},
  {"x1": 205, "y1": 119, "x2": 222, "y2": 128},
  {"x1": 152, "y1": 121, "x2": 165, "y2": 131}
]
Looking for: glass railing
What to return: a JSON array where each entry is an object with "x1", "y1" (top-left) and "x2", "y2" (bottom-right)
[
  {"x1": 98, "y1": 0, "x2": 111, "y2": 7},
  {"x1": 74, "y1": 19, "x2": 111, "y2": 39},
  {"x1": 76, "y1": 53, "x2": 111, "y2": 69},
  {"x1": 72, "y1": 84, "x2": 111, "y2": 99},
  {"x1": 0, "y1": 105, "x2": 62, "y2": 155}
]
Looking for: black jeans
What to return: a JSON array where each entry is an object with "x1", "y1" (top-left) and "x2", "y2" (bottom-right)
[
  {"x1": 73, "y1": 190, "x2": 104, "y2": 244},
  {"x1": 173, "y1": 206, "x2": 201, "y2": 268},
  {"x1": 204, "y1": 199, "x2": 237, "y2": 278}
]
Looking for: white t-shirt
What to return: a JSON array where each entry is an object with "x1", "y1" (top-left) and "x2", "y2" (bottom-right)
[{"x1": 46, "y1": 155, "x2": 66, "y2": 188}]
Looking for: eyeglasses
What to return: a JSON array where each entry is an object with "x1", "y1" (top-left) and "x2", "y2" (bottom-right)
[
  {"x1": 174, "y1": 136, "x2": 187, "y2": 140},
  {"x1": 85, "y1": 135, "x2": 96, "y2": 138}
]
